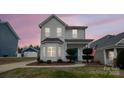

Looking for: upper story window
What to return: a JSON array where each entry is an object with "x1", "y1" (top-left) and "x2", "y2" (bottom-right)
[
  {"x1": 72, "y1": 29, "x2": 78, "y2": 38},
  {"x1": 57, "y1": 28, "x2": 62, "y2": 37},
  {"x1": 45, "y1": 28, "x2": 50, "y2": 37}
]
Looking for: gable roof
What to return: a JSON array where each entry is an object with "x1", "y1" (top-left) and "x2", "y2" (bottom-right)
[
  {"x1": 41, "y1": 38, "x2": 64, "y2": 44},
  {"x1": 65, "y1": 39, "x2": 93, "y2": 43},
  {"x1": 39, "y1": 14, "x2": 68, "y2": 28},
  {"x1": 39, "y1": 14, "x2": 88, "y2": 29},
  {"x1": 0, "y1": 21, "x2": 20, "y2": 40},
  {"x1": 22, "y1": 47, "x2": 39, "y2": 53},
  {"x1": 90, "y1": 35, "x2": 114, "y2": 48},
  {"x1": 90, "y1": 32, "x2": 124, "y2": 48}
]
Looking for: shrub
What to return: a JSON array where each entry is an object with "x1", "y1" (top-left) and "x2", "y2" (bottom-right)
[
  {"x1": 83, "y1": 48, "x2": 93, "y2": 54},
  {"x1": 39, "y1": 60, "x2": 44, "y2": 63},
  {"x1": 66, "y1": 48, "x2": 77, "y2": 62},
  {"x1": 37, "y1": 56, "x2": 40, "y2": 62},
  {"x1": 3, "y1": 55, "x2": 8, "y2": 57},
  {"x1": 117, "y1": 49, "x2": 124, "y2": 69},
  {"x1": 66, "y1": 49, "x2": 77, "y2": 55},
  {"x1": 47, "y1": 60, "x2": 52, "y2": 64},
  {"x1": 57, "y1": 59, "x2": 63, "y2": 63},
  {"x1": 82, "y1": 48, "x2": 94, "y2": 63}
]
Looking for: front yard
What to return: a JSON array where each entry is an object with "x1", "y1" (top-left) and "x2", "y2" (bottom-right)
[
  {"x1": 0, "y1": 57, "x2": 36, "y2": 65},
  {"x1": 0, "y1": 65, "x2": 123, "y2": 78}
]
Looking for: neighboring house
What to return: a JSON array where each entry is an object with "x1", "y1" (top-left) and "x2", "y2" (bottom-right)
[
  {"x1": 90, "y1": 32, "x2": 124, "y2": 65},
  {"x1": 39, "y1": 14, "x2": 93, "y2": 62},
  {"x1": 0, "y1": 20, "x2": 20, "y2": 57},
  {"x1": 22, "y1": 47, "x2": 39, "y2": 57}
]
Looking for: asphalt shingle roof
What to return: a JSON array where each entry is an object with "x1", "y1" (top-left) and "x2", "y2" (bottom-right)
[{"x1": 90, "y1": 32, "x2": 124, "y2": 48}]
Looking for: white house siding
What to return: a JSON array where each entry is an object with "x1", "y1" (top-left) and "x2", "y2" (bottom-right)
[{"x1": 65, "y1": 29, "x2": 85, "y2": 39}]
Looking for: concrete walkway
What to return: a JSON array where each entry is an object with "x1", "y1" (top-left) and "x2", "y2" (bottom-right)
[
  {"x1": 0, "y1": 60, "x2": 36, "y2": 73},
  {"x1": 24, "y1": 64, "x2": 86, "y2": 68},
  {"x1": 0, "y1": 61, "x2": 85, "y2": 73}
]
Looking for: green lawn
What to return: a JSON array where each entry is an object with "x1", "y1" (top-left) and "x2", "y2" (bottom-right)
[
  {"x1": 0, "y1": 57, "x2": 36, "y2": 65},
  {"x1": 0, "y1": 66, "x2": 123, "y2": 78}
]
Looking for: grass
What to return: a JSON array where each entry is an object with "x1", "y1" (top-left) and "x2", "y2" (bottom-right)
[
  {"x1": 0, "y1": 57, "x2": 36, "y2": 65},
  {"x1": 0, "y1": 65, "x2": 122, "y2": 78}
]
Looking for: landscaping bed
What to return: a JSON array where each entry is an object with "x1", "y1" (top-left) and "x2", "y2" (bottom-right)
[{"x1": 0, "y1": 57, "x2": 36, "y2": 65}]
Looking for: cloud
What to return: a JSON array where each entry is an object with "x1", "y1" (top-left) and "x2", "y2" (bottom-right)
[{"x1": 86, "y1": 15, "x2": 124, "y2": 27}]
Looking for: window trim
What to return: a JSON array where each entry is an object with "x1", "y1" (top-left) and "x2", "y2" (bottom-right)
[
  {"x1": 72, "y1": 29, "x2": 78, "y2": 38},
  {"x1": 47, "y1": 47, "x2": 56, "y2": 57},
  {"x1": 58, "y1": 47, "x2": 61, "y2": 57},
  {"x1": 45, "y1": 27, "x2": 50, "y2": 37},
  {"x1": 43, "y1": 47, "x2": 46, "y2": 57},
  {"x1": 57, "y1": 27, "x2": 62, "y2": 37}
]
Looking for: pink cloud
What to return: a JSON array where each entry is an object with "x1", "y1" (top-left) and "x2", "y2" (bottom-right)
[{"x1": 87, "y1": 16, "x2": 124, "y2": 27}]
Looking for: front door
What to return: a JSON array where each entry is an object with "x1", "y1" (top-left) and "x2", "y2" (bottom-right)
[{"x1": 66, "y1": 48, "x2": 78, "y2": 62}]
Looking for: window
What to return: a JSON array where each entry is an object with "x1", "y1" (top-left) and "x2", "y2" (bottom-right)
[
  {"x1": 43, "y1": 47, "x2": 46, "y2": 57},
  {"x1": 72, "y1": 29, "x2": 78, "y2": 38},
  {"x1": 47, "y1": 47, "x2": 56, "y2": 57},
  {"x1": 45, "y1": 28, "x2": 50, "y2": 37},
  {"x1": 57, "y1": 28, "x2": 62, "y2": 37},
  {"x1": 108, "y1": 51, "x2": 114, "y2": 61},
  {"x1": 58, "y1": 47, "x2": 61, "y2": 57}
]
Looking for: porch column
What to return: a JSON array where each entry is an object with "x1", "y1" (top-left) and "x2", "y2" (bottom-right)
[
  {"x1": 103, "y1": 49, "x2": 107, "y2": 65},
  {"x1": 64, "y1": 42, "x2": 67, "y2": 61},
  {"x1": 114, "y1": 48, "x2": 117, "y2": 58},
  {"x1": 78, "y1": 48, "x2": 82, "y2": 61}
]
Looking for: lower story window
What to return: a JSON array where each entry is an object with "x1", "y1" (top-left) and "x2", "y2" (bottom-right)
[
  {"x1": 47, "y1": 47, "x2": 56, "y2": 57},
  {"x1": 43, "y1": 47, "x2": 46, "y2": 57}
]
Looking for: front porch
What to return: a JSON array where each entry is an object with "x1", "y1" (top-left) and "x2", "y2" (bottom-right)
[
  {"x1": 104, "y1": 47, "x2": 124, "y2": 65},
  {"x1": 65, "y1": 39, "x2": 93, "y2": 61}
]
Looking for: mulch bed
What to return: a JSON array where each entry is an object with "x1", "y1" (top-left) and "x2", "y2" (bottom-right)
[{"x1": 27, "y1": 62, "x2": 75, "y2": 66}]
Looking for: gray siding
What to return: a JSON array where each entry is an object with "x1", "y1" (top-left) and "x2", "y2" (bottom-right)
[
  {"x1": 94, "y1": 49, "x2": 105, "y2": 64},
  {"x1": 65, "y1": 29, "x2": 85, "y2": 39},
  {"x1": 0, "y1": 23, "x2": 18, "y2": 57},
  {"x1": 41, "y1": 18, "x2": 65, "y2": 41}
]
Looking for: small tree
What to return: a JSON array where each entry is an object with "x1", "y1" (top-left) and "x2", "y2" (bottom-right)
[
  {"x1": 117, "y1": 49, "x2": 124, "y2": 69},
  {"x1": 82, "y1": 48, "x2": 94, "y2": 63},
  {"x1": 66, "y1": 48, "x2": 77, "y2": 63}
]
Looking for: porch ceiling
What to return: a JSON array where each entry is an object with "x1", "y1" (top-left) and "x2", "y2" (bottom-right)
[{"x1": 65, "y1": 39, "x2": 93, "y2": 44}]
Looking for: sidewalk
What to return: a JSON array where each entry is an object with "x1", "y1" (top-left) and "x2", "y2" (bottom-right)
[
  {"x1": 0, "y1": 61, "x2": 85, "y2": 73},
  {"x1": 24, "y1": 63, "x2": 85, "y2": 68}
]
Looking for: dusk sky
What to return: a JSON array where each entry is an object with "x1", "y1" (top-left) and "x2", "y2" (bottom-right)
[{"x1": 0, "y1": 14, "x2": 124, "y2": 48}]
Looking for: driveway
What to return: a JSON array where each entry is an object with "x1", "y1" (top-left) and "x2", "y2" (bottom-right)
[{"x1": 0, "y1": 60, "x2": 36, "y2": 73}]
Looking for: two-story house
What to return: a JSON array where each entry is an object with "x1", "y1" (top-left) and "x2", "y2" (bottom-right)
[
  {"x1": 0, "y1": 20, "x2": 19, "y2": 57},
  {"x1": 39, "y1": 14, "x2": 93, "y2": 62}
]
